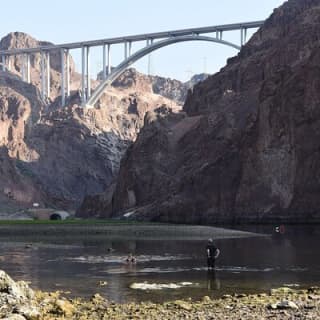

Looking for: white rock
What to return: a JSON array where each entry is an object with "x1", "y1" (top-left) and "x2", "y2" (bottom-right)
[{"x1": 271, "y1": 300, "x2": 299, "y2": 310}]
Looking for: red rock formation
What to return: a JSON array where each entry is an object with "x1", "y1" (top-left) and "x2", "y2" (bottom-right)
[{"x1": 84, "y1": 0, "x2": 320, "y2": 223}]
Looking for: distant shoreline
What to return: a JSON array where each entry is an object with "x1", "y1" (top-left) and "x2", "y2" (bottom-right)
[{"x1": 0, "y1": 222, "x2": 264, "y2": 240}]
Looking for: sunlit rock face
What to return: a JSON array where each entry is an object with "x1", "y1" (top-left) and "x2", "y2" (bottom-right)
[
  {"x1": 0, "y1": 32, "x2": 81, "y2": 101},
  {"x1": 85, "y1": 0, "x2": 320, "y2": 223},
  {"x1": 97, "y1": 67, "x2": 209, "y2": 105},
  {"x1": 0, "y1": 72, "x2": 45, "y2": 213},
  {"x1": 25, "y1": 76, "x2": 181, "y2": 209},
  {"x1": 0, "y1": 35, "x2": 182, "y2": 213}
]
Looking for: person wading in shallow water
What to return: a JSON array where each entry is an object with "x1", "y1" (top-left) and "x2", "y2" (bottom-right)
[
  {"x1": 126, "y1": 253, "x2": 136, "y2": 264},
  {"x1": 206, "y1": 239, "x2": 220, "y2": 270}
]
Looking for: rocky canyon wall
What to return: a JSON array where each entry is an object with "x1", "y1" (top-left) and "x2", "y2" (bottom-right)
[
  {"x1": 0, "y1": 32, "x2": 187, "y2": 213},
  {"x1": 80, "y1": 0, "x2": 320, "y2": 223}
]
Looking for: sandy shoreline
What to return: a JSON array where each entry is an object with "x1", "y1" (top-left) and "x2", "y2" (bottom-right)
[{"x1": 0, "y1": 223, "x2": 265, "y2": 240}]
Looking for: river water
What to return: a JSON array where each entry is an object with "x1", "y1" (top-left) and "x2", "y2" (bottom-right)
[{"x1": 0, "y1": 225, "x2": 319, "y2": 303}]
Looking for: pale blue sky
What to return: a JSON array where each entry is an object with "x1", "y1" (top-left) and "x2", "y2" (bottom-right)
[{"x1": 2, "y1": 0, "x2": 285, "y2": 81}]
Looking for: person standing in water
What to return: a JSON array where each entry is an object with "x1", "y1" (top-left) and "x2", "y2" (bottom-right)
[{"x1": 206, "y1": 239, "x2": 220, "y2": 270}]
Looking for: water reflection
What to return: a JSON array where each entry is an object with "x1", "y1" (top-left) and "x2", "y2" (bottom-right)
[
  {"x1": 0, "y1": 225, "x2": 319, "y2": 303},
  {"x1": 206, "y1": 270, "x2": 221, "y2": 291}
]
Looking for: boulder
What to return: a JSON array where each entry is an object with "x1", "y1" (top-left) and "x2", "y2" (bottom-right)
[
  {"x1": 268, "y1": 300, "x2": 299, "y2": 310},
  {"x1": 0, "y1": 270, "x2": 39, "y2": 320}
]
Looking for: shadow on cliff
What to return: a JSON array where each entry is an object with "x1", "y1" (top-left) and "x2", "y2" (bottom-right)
[
  {"x1": 75, "y1": 4, "x2": 320, "y2": 224},
  {"x1": 103, "y1": 103, "x2": 248, "y2": 224},
  {"x1": 16, "y1": 114, "x2": 131, "y2": 211},
  {"x1": 0, "y1": 72, "x2": 43, "y2": 121},
  {"x1": 0, "y1": 145, "x2": 49, "y2": 211}
]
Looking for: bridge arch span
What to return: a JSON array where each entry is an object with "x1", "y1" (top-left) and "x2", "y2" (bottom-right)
[{"x1": 86, "y1": 35, "x2": 240, "y2": 107}]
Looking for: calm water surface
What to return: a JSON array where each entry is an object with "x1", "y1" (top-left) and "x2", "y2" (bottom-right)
[{"x1": 0, "y1": 225, "x2": 319, "y2": 303}]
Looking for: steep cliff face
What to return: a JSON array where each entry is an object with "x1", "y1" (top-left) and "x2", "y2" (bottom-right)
[
  {"x1": 25, "y1": 80, "x2": 180, "y2": 209},
  {"x1": 0, "y1": 146, "x2": 44, "y2": 214},
  {"x1": 86, "y1": 0, "x2": 320, "y2": 223},
  {"x1": 0, "y1": 52, "x2": 181, "y2": 212},
  {"x1": 0, "y1": 72, "x2": 43, "y2": 155},
  {"x1": 0, "y1": 72, "x2": 45, "y2": 212}
]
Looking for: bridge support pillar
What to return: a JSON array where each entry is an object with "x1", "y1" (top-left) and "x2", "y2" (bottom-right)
[
  {"x1": 102, "y1": 44, "x2": 107, "y2": 80},
  {"x1": 124, "y1": 42, "x2": 128, "y2": 60},
  {"x1": 241, "y1": 28, "x2": 243, "y2": 46},
  {"x1": 102, "y1": 44, "x2": 112, "y2": 77},
  {"x1": 240, "y1": 28, "x2": 247, "y2": 46},
  {"x1": 81, "y1": 46, "x2": 86, "y2": 104},
  {"x1": 26, "y1": 54, "x2": 30, "y2": 83},
  {"x1": 216, "y1": 31, "x2": 223, "y2": 40},
  {"x1": 60, "y1": 48, "x2": 65, "y2": 106},
  {"x1": 7, "y1": 56, "x2": 12, "y2": 71},
  {"x1": 66, "y1": 49, "x2": 70, "y2": 97},
  {"x1": 1, "y1": 55, "x2": 5, "y2": 71},
  {"x1": 21, "y1": 54, "x2": 26, "y2": 81},
  {"x1": 39, "y1": 51, "x2": 50, "y2": 100},
  {"x1": 46, "y1": 52, "x2": 50, "y2": 99},
  {"x1": 107, "y1": 44, "x2": 111, "y2": 75},
  {"x1": 41, "y1": 51, "x2": 46, "y2": 101},
  {"x1": 147, "y1": 38, "x2": 153, "y2": 75},
  {"x1": 86, "y1": 46, "x2": 91, "y2": 99},
  {"x1": 128, "y1": 41, "x2": 132, "y2": 56}
]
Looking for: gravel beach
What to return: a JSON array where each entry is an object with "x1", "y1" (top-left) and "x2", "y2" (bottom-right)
[{"x1": 0, "y1": 268, "x2": 319, "y2": 320}]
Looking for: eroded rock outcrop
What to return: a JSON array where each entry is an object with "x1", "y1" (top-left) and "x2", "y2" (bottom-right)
[
  {"x1": 0, "y1": 270, "x2": 40, "y2": 319},
  {"x1": 0, "y1": 50, "x2": 181, "y2": 212},
  {"x1": 0, "y1": 32, "x2": 80, "y2": 101},
  {"x1": 0, "y1": 72, "x2": 45, "y2": 212},
  {"x1": 98, "y1": 67, "x2": 209, "y2": 105},
  {"x1": 0, "y1": 146, "x2": 45, "y2": 214},
  {"x1": 26, "y1": 81, "x2": 180, "y2": 209},
  {"x1": 82, "y1": 0, "x2": 320, "y2": 223}
]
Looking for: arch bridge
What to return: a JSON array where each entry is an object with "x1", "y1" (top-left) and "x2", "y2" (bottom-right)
[{"x1": 0, "y1": 21, "x2": 264, "y2": 107}]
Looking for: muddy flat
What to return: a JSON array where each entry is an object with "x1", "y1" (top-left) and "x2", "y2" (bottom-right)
[{"x1": 0, "y1": 223, "x2": 265, "y2": 240}]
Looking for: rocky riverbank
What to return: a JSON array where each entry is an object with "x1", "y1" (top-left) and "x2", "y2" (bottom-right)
[{"x1": 1, "y1": 270, "x2": 319, "y2": 319}]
